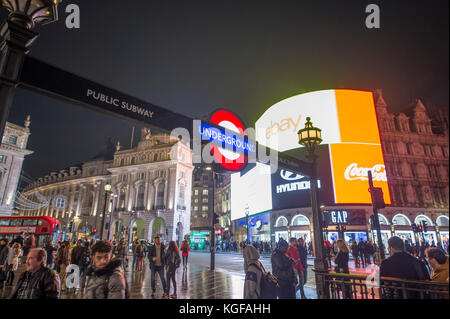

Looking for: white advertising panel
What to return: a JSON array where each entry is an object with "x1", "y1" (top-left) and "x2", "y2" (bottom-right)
[{"x1": 231, "y1": 163, "x2": 272, "y2": 221}]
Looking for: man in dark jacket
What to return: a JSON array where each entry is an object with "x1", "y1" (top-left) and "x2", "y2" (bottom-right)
[
  {"x1": 44, "y1": 241, "x2": 57, "y2": 268},
  {"x1": 147, "y1": 236, "x2": 168, "y2": 298},
  {"x1": 10, "y1": 248, "x2": 60, "y2": 299},
  {"x1": 12, "y1": 232, "x2": 25, "y2": 247},
  {"x1": 271, "y1": 238, "x2": 296, "y2": 299},
  {"x1": 84, "y1": 240, "x2": 127, "y2": 299},
  {"x1": 380, "y1": 236, "x2": 430, "y2": 299},
  {"x1": 358, "y1": 239, "x2": 366, "y2": 267},
  {"x1": 71, "y1": 239, "x2": 90, "y2": 292}
]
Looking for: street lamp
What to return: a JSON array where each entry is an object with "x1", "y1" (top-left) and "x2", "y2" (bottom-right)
[
  {"x1": 0, "y1": 1, "x2": 62, "y2": 137},
  {"x1": 100, "y1": 183, "x2": 112, "y2": 240},
  {"x1": 297, "y1": 117, "x2": 329, "y2": 299},
  {"x1": 245, "y1": 204, "x2": 250, "y2": 244}
]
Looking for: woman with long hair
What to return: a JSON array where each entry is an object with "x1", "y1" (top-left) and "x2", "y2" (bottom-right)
[
  {"x1": 164, "y1": 241, "x2": 181, "y2": 299},
  {"x1": 334, "y1": 239, "x2": 350, "y2": 274},
  {"x1": 5, "y1": 243, "x2": 22, "y2": 286}
]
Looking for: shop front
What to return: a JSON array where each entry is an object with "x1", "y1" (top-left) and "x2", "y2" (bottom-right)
[
  {"x1": 439, "y1": 231, "x2": 449, "y2": 250},
  {"x1": 189, "y1": 231, "x2": 210, "y2": 251},
  {"x1": 394, "y1": 230, "x2": 416, "y2": 244},
  {"x1": 249, "y1": 212, "x2": 271, "y2": 244}
]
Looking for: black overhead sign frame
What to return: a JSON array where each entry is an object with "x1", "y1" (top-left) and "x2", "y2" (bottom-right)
[{"x1": 18, "y1": 55, "x2": 312, "y2": 176}]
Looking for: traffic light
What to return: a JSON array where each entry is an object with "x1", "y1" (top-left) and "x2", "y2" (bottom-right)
[
  {"x1": 411, "y1": 223, "x2": 418, "y2": 233},
  {"x1": 417, "y1": 224, "x2": 423, "y2": 232},
  {"x1": 421, "y1": 221, "x2": 428, "y2": 233},
  {"x1": 371, "y1": 187, "x2": 386, "y2": 209},
  {"x1": 341, "y1": 225, "x2": 347, "y2": 231},
  {"x1": 93, "y1": 228, "x2": 97, "y2": 234}
]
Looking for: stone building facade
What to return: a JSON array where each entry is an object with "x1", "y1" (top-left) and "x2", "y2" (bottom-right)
[
  {"x1": 0, "y1": 117, "x2": 33, "y2": 216},
  {"x1": 16, "y1": 129, "x2": 193, "y2": 245}
]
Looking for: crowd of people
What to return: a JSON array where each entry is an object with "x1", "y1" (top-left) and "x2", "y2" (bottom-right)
[
  {"x1": 0, "y1": 232, "x2": 191, "y2": 299},
  {"x1": 243, "y1": 235, "x2": 449, "y2": 299}
]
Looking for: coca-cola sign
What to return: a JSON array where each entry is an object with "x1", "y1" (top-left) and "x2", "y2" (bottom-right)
[{"x1": 344, "y1": 163, "x2": 387, "y2": 182}]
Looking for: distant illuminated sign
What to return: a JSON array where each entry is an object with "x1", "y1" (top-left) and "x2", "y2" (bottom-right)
[{"x1": 256, "y1": 89, "x2": 391, "y2": 205}]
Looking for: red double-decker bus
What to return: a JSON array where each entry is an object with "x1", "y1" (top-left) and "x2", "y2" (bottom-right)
[{"x1": 0, "y1": 216, "x2": 62, "y2": 247}]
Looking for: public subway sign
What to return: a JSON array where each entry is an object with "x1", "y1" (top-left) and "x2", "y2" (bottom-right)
[{"x1": 18, "y1": 56, "x2": 192, "y2": 134}]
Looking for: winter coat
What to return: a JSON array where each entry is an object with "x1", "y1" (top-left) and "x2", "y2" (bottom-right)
[
  {"x1": 147, "y1": 244, "x2": 166, "y2": 269},
  {"x1": 10, "y1": 265, "x2": 60, "y2": 299},
  {"x1": 84, "y1": 258, "x2": 126, "y2": 299},
  {"x1": 271, "y1": 248, "x2": 295, "y2": 283},
  {"x1": 163, "y1": 248, "x2": 181, "y2": 272},
  {"x1": 243, "y1": 245, "x2": 262, "y2": 299},
  {"x1": 0, "y1": 244, "x2": 9, "y2": 266},
  {"x1": 135, "y1": 244, "x2": 145, "y2": 258},
  {"x1": 430, "y1": 257, "x2": 449, "y2": 283},
  {"x1": 180, "y1": 243, "x2": 190, "y2": 257},
  {"x1": 297, "y1": 245, "x2": 308, "y2": 269},
  {"x1": 44, "y1": 244, "x2": 56, "y2": 265},
  {"x1": 287, "y1": 246, "x2": 303, "y2": 273},
  {"x1": 350, "y1": 243, "x2": 359, "y2": 257},
  {"x1": 71, "y1": 246, "x2": 90, "y2": 268},
  {"x1": 380, "y1": 252, "x2": 430, "y2": 281},
  {"x1": 334, "y1": 251, "x2": 349, "y2": 274},
  {"x1": 55, "y1": 246, "x2": 70, "y2": 266}
]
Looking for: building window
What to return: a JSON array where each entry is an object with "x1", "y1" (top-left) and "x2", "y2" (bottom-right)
[
  {"x1": 137, "y1": 184, "x2": 145, "y2": 208},
  {"x1": 202, "y1": 198, "x2": 208, "y2": 203},
  {"x1": 8, "y1": 135, "x2": 17, "y2": 145},
  {"x1": 156, "y1": 183, "x2": 165, "y2": 208},
  {"x1": 194, "y1": 198, "x2": 199, "y2": 203},
  {"x1": 202, "y1": 206, "x2": 209, "y2": 211},
  {"x1": 194, "y1": 190, "x2": 199, "y2": 196},
  {"x1": 194, "y1": 206, "x2": 198, "y2": 211},
  {"x1": 0, "y1": 155, "x2": 6, "y2": 163},
  {"x1": 202, "y1": 190, "x2": 208, "y2": 196},
  {"x1": 119, "y1": 188, "x2": 126, "y2": 209},
  {"x1": 178, "y1": 183, "x2": 185, "y2": 208}
]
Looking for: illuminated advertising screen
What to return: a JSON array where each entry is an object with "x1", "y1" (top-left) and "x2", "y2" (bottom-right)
[
  {"x1": 230, "y1": 163, "x2": 272, "y2": 221},
  {"x1": 256, "y1": 89, "x2": 391, "y2": 205}
]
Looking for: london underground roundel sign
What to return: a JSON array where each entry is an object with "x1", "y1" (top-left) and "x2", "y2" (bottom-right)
[{"x1": 209, "y1": 110, "x2": 248, "y2": 171}]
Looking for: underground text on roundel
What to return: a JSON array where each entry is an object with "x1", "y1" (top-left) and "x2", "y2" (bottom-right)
[{"x1": 178, "y1": 303, "x2": 271, "y2": 316}]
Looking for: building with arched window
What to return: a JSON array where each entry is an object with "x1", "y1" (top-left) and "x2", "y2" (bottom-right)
[{"x1": 16, "y1": 129, "x2": 193, "y2": 245}]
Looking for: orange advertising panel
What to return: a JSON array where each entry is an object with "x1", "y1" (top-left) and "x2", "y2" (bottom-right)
[
  {"x1": 335, "y1": 90, "x2": 381, "y2": 144},
  {"x1": 329, "y1": 143, "x2": 391, "y2": 205}
]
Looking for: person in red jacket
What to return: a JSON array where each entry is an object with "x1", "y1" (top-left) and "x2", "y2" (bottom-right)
[
  {"x1": 287, "y1": 238, "x2": 306, "y2": 299},
  {"x1": 180, "y1": 240, "x2": 190, "y2": 271}
]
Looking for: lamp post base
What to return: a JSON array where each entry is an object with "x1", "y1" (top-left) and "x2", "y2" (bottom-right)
[{"x1": 313, "y1": 257, "x2": 330, "y2": 299}]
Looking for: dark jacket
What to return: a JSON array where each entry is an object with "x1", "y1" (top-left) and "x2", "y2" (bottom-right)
[
  {"x1": 12, "y1": 236, "x2": 24, "y2": 247},
  {"x1": 271, "y1": 248, "x2": 295, "y2": 283},
  {"x1": 85, "y1": 258, "x2": 126, "y2": 299},
  {"x1": 0, "y1": 244, "x2": 9, "y2": 266},
  {"x1": 380, "y1": 251, "x2": 430, "y2": 281},
  {"x1": 334, "y1": 251, "x2": 349, "y2": 274},
  {"x1": 44, "y1": 244, "x2": 57, "y2": 265},
  {"x1": 10, "y1": 265, "x2": 60, "y2": 299},
  {"x1": 163, "y1": 248, "x2": 181, "y2": 272},
  {"x1": 297, "y1": 245, "x2": 308, "y2": 268},
  {"x1": 71, "y1": 246, "x2": 90, "y2": 268},
  {"x1": 147, "y1": 243, "x2": 166, "y2": 269}
]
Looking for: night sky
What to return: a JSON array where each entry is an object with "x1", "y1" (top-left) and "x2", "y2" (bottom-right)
[{"x1": 1, "y1": 0, "x2": 448, "y2": 183}]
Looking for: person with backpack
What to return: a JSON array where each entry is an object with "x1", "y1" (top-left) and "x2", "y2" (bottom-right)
[
  {"x1": 243, "y1": 244, "x2": 263, "y2": 299},
  {"x1": 136, "y1": 241, "x2": 145, "y2": 272},
  {"x1": 271, "y1": 238, "x2": 296, "y2": 299},
  {"x1": 85, "y1": 240, "x2": 129, "y2": 299},
  {"x1": 71, "y1": 240, "x2": 90, "y2": 293},
  {"x1": 180, "y1": 240, "x2": 190, "y2": 271},
  {"x1": 163, "y1": 241, "x2": 181, "y2": 299}
]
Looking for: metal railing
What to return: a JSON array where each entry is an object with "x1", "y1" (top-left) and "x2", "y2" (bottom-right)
[{"x1": 314, "y1": 270, "x2": 449, "y2": 299}]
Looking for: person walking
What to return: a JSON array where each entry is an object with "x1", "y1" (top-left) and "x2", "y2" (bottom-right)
[
  {"x1": 243, "y1": 244, "x2": 263, "y2": 299},
  {"x1": 180, "y1": 240, "x2": 190, "y2": 271},
  {"x1": 287, "y1": 238, "x2": 306, "y2": 299},
  {"x1": 10, "y1": 248, "x2": 60, "y2": 299},
  {"x1": 44, "y1": 241, "x2": 57, "y2": 269},
  {"x1": 425, "y1": 248, "x2": 449, "y2": 283},
  {"x1": 163, "y1": 241, "x2": 181, "y2": 299},
  {"x1": 358, "y1": 239, "x2": 366, "y2": 268},
  {"x1": 148, "y1": 236, "x2": 168, "y2": 298},
  {"x1": 0, "y1": 238, "x2": 10, "y2": 289},
  {"x1": 71, "y1": 240, "x2": 90, "y2": 293},
  {"x1": 84, "y1": 240, "x2": 128, "y2": 299},
  {"x1": 54, "y1": 241, "x2": 70, "y2": 292},
  {"x1": 334, "y1": 239, "x2": 350, "y2": 274},
  {"x1": 297, "y1": 238, "x2": 308, "y2": 288},
  {"x1": 5, "y1": 243, "x2": 22, "y2": 286},
  {"x1": 350, "y1": 241, "x2": 360, "y2": 268},
  {"x1": 136, "y1": 241, "x2": 145, "y2": 272},
  {"x1": 131, "y1": 239, "x2": 140, "y2": 271},
  {"x1": 271, "y1": 238, "x2": 296, "y2": 299}
]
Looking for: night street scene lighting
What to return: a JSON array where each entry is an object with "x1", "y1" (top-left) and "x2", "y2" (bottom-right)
[{"x1": 0, "y1": 0, "x2": 448, "y2": 312}]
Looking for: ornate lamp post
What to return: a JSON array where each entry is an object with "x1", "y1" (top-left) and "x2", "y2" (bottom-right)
[
  {"x1": 298, "y1": 117, "x2": 329, "y2": 299},
  {"x1": 0, "y1": 0, "x2": 62, "y2": 137},
  {"x1": 100, "y1": 183, "x2": 112, "y2": 240}
]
